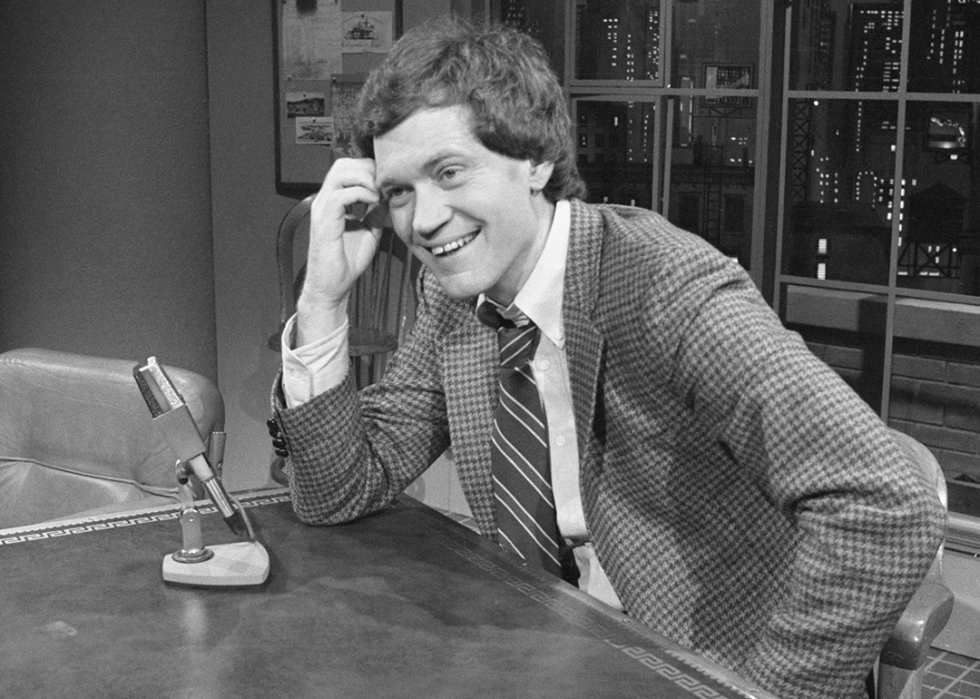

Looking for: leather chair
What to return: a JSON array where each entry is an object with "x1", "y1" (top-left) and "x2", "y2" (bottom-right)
[
  {"x1": 0, "y1": 348, "x2": 224, "y2": 530},
  {"x1": 877, "y1": 429, "x2": 955, "y2": 699}
]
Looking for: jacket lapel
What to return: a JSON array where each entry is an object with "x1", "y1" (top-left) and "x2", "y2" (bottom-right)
[
  {"x1": 440, "y1": 315, "x2": 499, "y2": 537},
  {"x1": 564, "y1": 200, "x2": 606, "y2": 483}
]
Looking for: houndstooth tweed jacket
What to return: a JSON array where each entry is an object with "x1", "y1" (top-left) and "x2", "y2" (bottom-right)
[{"x1": 273, "y1": 198, "x2": 945, "y2": 699}]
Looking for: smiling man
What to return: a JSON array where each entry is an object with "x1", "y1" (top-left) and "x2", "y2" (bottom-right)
[
  {"x1": 373, "y1": 105, "x2": 554, "y2": 303},
  {"x1": 270, "y1": 18, "x2": 944, "y2": 699}
]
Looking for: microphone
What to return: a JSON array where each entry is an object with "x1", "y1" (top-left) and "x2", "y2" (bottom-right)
[{"x1": 134, "y1": 357, "x2": 248, "y2": 538}]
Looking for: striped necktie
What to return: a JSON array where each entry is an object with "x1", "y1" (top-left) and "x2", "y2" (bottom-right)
[{"x1": 477, "y1": 300, "x2": 566, "y2": 579}]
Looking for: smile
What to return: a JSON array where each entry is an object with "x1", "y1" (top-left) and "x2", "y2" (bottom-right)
[{"x1": 431, "y1": 233, "x2": 477, "y2": 257}]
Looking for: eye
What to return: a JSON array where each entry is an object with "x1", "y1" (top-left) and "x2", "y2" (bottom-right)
[
  {"x1": 438, "y1": 166, "x2": 462, "y2": 184},
  {"x1": 384, "y1": 186, "x2": 411, "y2": 207}
]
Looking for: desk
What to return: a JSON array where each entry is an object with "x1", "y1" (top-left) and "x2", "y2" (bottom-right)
[{"x1": 1, "y1": 489, "x2": 774, "y2": 699}]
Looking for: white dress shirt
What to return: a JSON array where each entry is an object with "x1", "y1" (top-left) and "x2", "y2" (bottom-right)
[{"x1": 281, "y1": 200, "x2": 622, "y2": 609}]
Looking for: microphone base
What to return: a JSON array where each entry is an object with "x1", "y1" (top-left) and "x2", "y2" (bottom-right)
[{"x1": 162, "y1": 541, "x2": 270, "y2": 587}]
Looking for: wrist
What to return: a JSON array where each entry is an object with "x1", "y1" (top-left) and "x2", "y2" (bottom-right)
[{"x1": 295, "y1": 295, "x2": 348, "y2": 347}]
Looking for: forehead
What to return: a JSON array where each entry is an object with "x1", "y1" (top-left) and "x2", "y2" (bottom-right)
[{"x1": 373, "y1": 105, "x2": 480, "y2": 176}]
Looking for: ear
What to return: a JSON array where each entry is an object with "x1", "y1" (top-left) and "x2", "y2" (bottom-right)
[{"x1": 528, "y1": 161, "x2": 555, "y2": 192}]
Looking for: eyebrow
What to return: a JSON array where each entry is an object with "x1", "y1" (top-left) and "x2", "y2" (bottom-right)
[{"x1": 376, "y1": 148, "x2": 469, "y2": 191}]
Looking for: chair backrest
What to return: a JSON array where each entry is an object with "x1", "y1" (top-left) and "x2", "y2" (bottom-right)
[
  {"x1": 0, "y1": 348, "x2": 224, "y2": 529},
  {"x1": 273, "y1": 195, "x2": 420, "y2": 384},
  {"x1": 274, "y1": 194, "x2": 316, "y2": 339}
]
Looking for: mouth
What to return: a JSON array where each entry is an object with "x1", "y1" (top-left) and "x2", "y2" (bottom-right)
[{"x1": 430, "y1": 232, "x2": 478, "y2": 258}]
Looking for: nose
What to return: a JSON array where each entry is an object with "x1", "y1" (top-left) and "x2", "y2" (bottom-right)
[{"x1": 411, "y1": 182, "x2": 451, "y2": 239}]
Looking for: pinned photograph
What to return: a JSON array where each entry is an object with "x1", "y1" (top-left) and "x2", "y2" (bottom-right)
[
  {"x1": 341, "y1": 12, "x2": 392, "y2": 53},
  {"x1": 286, "y1": 92, "x2": 326, "y2": 119},
  {"x1": 296, "y1": 116, "x2": 334, "y2": 145}
]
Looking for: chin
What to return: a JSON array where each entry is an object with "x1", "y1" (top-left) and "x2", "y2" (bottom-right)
[
  {"x1": 436, "y1": 281, "x2": 486, "y2": 301},
  {"x1": 430, "y1": 271, "x2": 495, "y2": 301}
]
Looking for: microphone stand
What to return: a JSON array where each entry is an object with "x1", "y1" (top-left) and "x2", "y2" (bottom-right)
[
  {"x1": 161, "y1": 443, "x2": 270, "y2": 588},
  {"x1": 134, "y1": 357, "x2": 270, "y2": 587}
]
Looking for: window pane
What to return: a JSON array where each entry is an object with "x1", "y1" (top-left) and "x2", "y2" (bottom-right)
[
  {"x1": 782, "y1": 99, "x2": 897, "y2": 285},
  {"x1": 498, "y1": 0, "x2": 566, "y2": 83},
  {"x1": 575, "y1": 100, "x2": 655, "y2": 209},
  {"x1": 897, "y1": 101, "x2": 980, "y2": 297},
  {"x1": 666, "y1": 99, "x2": 756, "y2": 266},
  {"x1": 790, "y1": 0, "x2": 903, "y2": 92},
  {"x1": 670, "y1": 0, "x2": 759, "y2": 91},
  {"x1": 908, "y1": 1, "x2": 980, "y2": 94},
  {"x1": 574, "y1": 0, "x2": 661, "y2": 81},
  {"x1": 890, "y1": 337, "x2": 980, "y2": 520}
]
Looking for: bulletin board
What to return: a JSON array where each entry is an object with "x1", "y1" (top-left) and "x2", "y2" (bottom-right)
[{"x1": 274, "y1": 0, "x2": 402, "y2": 191}]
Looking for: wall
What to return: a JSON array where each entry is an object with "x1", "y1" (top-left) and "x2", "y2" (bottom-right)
[
  {"x1": 804, "y1": 337, "x2": 980, "y2": 485},
  {"x1": 890, "y1": 350, "x2": 980, "y2": 481},
  {"x1": 205, "y1": 0, "x2": 295, "y2": 490},
  {"x1": 0, "y1": 0, "x2": 217, "y2": 381}
]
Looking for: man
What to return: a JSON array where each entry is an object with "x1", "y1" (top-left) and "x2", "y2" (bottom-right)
[{"x1": 270, "y1": 18, "x2": 944, "y2": 699}]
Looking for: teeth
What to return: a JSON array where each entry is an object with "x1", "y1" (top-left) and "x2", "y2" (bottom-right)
[{"x1": 432, "y1": 234, "x2": 476, "y2": 257}]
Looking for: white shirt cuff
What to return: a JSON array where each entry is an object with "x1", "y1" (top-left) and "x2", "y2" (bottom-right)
[{"x1": 281, "y1": 313, "x2": 350, "y2": 408}]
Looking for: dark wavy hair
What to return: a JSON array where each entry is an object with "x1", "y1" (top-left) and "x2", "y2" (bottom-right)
[{"x1": 354, "y1": 18, "x2": 586, "y2": 202}]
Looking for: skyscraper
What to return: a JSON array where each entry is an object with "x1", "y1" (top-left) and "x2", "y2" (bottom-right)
[{"x1": 908, "y1": 0, "x2": 980, "y2": 93}]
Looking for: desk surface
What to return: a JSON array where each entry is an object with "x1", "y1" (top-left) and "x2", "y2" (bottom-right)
[{"x1": 1, "y1": 490, "x2": 772, "y2": 699}]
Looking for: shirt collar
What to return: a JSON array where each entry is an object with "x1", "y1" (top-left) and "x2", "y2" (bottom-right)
[{"x1": 478, "y1": 199, "x2": 570, "y2": 348}]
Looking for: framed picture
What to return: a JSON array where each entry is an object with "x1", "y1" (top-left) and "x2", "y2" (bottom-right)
[{"x1": 702, "y1": 64, "x2": 753, "y2": 108}]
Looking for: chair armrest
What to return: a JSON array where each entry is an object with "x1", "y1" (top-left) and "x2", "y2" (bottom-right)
[{"x1": 879, "y1": 580, "x2": 955, "y2": 671}]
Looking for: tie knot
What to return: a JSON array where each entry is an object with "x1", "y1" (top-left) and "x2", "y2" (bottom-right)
[
  {"x1": 476, "y1": 298, "x2": 530, "y2": 329},
  {"x1": 476, "y1": 300, "x2": 540, "y2": 369}
]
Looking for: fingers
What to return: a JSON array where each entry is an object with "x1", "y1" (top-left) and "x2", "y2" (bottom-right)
[
  {"x1": 313, "y1": 158, "x2": 381, "y2": 231},
  {"x1": 301, "y1": 158, "x2": 384, "y2": 307}
]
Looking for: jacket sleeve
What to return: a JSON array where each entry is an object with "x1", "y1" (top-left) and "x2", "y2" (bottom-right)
[
  {"x1": 271, "y1": 272, "x2": 452, "y2": 526},
  {"x1": 647, "y1": 245, "x2": 945, "y2": 698}
]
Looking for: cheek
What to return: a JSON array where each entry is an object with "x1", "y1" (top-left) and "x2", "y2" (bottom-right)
[{"x1": 390, "y1": 212, "x2": 413, "y2": 243}]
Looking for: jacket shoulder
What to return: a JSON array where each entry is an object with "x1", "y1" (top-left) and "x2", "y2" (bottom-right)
[{"x1": 570, "y1": 200, "x2": 752, "y2": 306}]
